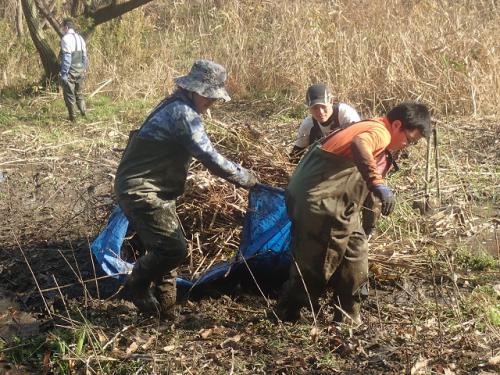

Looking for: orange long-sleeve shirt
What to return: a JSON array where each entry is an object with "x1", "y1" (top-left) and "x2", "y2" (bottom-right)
[{"x1": 321, "y1": 118, "x2": 392, "y2": 187}]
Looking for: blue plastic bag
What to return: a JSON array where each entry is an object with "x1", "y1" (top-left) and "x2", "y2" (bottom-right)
[
  {"x1": 90, "y1": 184, "x2": 292, "y2": 297},
  {"x1": 90, "y1": 206, "x2": 133, "y2": 278}
]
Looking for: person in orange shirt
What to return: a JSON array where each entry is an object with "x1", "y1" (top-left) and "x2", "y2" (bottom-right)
[{"x1": 276, "y1": 102, "x2": 431, "y2": 324}]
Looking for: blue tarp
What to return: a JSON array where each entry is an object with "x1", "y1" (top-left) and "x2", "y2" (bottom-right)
[{"x1": 90, "y1": 184, "x2": 292, "y2": 299}]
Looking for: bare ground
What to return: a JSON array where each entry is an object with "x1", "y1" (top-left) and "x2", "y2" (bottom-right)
[{"x1": 0, "y1": 96, "x2": 498, "y2": 374}]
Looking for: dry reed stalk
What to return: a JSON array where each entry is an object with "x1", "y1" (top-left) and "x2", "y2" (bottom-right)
[
  {"x1": 433, "y1": 128, "x2": 441, "y2": 203},
  {"x1": 15, "y1": 235, "x2": 53, "y2": 319},
  {"x1": 292, "y1": 259, "x2": 318, "y2": 327},
  {"x1": 86, "y1": 236, "x2": 101, "y2": 300},
  {"x1": 39, "y1": 274, "x2": 122, "y2": 294},
  {"x1": 101, "y1": 325, "x2": 133, "y2": 351},
  {"x1": 89, "y1": 78, "x2": 113, "y2": 98},
  {"x1": 425, "y1": 125, "x2": 433, "y2": 211},
  {"x1": 496, "y1": 227, "x2": 499, "y2": 261},
  {"x1": 52, "y1": 275, "x2": 74, "y2": 328},
  {"x1": 68, "y1": 240, "x2": 92, "y2": 306},
  {"x1": 429, "y1": 253, "x2": 445, "y2": 356},
  {"x1": 57, "y1": 248, "x2": 88, "y2": 301},
  {"x1": 238, "y1": 253, "x2": 272, "y2": 311}
]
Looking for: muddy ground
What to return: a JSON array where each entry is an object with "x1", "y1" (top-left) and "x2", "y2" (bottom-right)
[{"x1": 0, "y1": 97, "x2": 498, "y2": 374}]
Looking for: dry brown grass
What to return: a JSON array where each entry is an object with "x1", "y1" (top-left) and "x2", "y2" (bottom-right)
[{"x1": 1, "y1": 0, "x2": 499, "y2": 116}]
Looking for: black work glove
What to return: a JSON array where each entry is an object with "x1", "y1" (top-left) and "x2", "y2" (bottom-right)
[{"x1": 371, "y1": 184, "x2": 395, "y2": 216}]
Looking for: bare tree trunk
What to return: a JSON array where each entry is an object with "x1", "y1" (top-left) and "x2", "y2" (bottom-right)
[
  {"x1": 71, "y1": 0, "x2": 80, "y2": 17},
  {"x1": 39, "y1": 0, "x2": 58, "y2": 30},
  {"x1": 21, "y1": 0, "x2": 60, "y2": 81},
  {"x1": 34, "y1": 0, "x2": 63, "y2": 37},
  {"x1": 20, "y1": 0, "x2": 157, "y2": 83},
  {"x1": 16, "y1": 0, "x2": 24, "y2": 36}
]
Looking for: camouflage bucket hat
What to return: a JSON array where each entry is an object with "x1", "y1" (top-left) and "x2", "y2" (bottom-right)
[{"x1": 175, "y1": 59, "x2": 231, "y2": 102}]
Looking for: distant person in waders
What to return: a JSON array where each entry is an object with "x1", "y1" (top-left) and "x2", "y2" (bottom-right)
[
  {"x1": 277, "y1": 102, "x2": 431, "y2": 325},
  {"x1": 289, "y1": 83, "x2": 361, "y2": 163},
  {"x1": 59, "y1": 18, "x2": 87, "y2": 122},
  {"x1": 114, "y1": 60, "x2": 258, "y2": 318}
]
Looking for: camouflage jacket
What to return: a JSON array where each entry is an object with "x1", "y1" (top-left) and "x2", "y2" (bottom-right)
[{"x1": 114, "y1": 90, "x2": 254, "y2": 200}]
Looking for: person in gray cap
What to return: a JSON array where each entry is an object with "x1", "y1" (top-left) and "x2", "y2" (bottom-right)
[
  {"x1": 290, "y1": 83, "x2": 360, "y2": 162},
  {"x1": 114, "y1": 59, "x2": 258, "y2": 317},
  {"x1": 59, "y1": 18, "x2": 88, "y2": 122}
]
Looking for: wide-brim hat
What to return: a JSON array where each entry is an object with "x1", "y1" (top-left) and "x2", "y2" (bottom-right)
[{"x1": 175, "y1": 59, "x2": 231, "y2": 102}]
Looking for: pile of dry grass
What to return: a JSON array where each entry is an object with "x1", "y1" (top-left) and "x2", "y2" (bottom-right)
[{"x1": 170, "y1": 115, "x2": 292, "y2": 278}]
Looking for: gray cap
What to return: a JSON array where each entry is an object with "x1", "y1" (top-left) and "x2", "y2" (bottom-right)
[
  {"x1": 175, "y1": 59, "x2": 231, "y2": 102},
  {"x1": 305, "y1": 83, "x2": 332, "y2": 107}
]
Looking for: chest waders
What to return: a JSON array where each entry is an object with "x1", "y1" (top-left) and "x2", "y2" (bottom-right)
[
  {"x1": 277, "y1": 144, "x2": 370, "y2": 324},
  {"x1": 61, "y1": 33, "x2": 86, "y2": 120},
  {"x1": 114, "y1": 96, "x2": 191, "y2": 317},
  {"x1": 68, "y1": 34, "x2": 85, "y2": 77}
]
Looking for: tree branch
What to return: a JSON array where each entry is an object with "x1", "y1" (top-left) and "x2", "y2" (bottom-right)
[
  {"x1": 71, "y1": 0, "x2": 80, "y2": 17},
  {"x1": 33, "y1": 0, "x2": 62, "y2": 37},
  {"x1": 86, "y1": 0, "x2": 155, "y2": 27},
  {"x1": 39, "y1": 0, "x2": 57, "y2": 30}
]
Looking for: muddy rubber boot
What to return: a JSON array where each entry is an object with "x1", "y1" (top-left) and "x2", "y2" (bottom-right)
[
  {"x1": 153, "y1": 274, "x2": 178, "y2": 320},
  {"x1": 275, "y1": 298, "x2": 301, "y2": 323},
  {"x1": 77, "y1": 100, "x2": 86, "y2": 117},
  {"x1": 68, "y1": 107, "x2": 77, "y2": 123},
  {"x1": 122, "y1": 272, "x2": 160, "y2": 316},
  {"x1": 332, "y1": 295, "x2": 361, "y2": 325}
]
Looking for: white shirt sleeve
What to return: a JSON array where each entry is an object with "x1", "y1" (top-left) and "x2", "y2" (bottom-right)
[
  {"x1": 294, "y1": 116, "x2": 314, "y2": 148},
  {"x1": 61, "y1": 34, "x2": 72, "y2": 53},
  {"x1": 338, "y1": 103, "x2": 361, "y2": 128}
]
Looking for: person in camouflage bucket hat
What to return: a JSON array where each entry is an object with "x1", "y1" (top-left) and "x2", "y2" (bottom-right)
[
  {"x1": 175, "y1": 59, "x2": 231, "y2": 102},
  {"x1": 114, "y1": 59, "x2": 258, "y2": 318}
]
